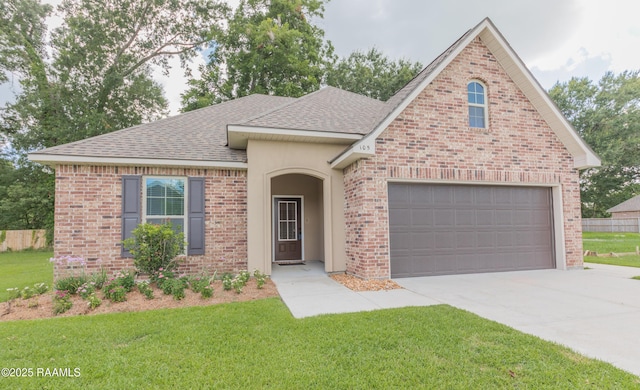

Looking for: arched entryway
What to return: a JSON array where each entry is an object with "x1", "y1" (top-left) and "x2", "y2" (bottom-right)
[{"x1": 271, "y1": 174, "x2": 324, "y2": 264}]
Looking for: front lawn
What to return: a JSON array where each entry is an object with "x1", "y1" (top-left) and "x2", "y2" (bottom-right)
[
  {"x1": 0, "y1": 299, "x2": 637, "y2": 388},
  {"x1": 582, "y1": 232, "x2": 640, "y2": 253},
  {"x1": 583, "y1": 232, "x2": 640, "y2": 268},
  {"x1": 0, "y1": 250, "x2": 53, "y2": 302}
]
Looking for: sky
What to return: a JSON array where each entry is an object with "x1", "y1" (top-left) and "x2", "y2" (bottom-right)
[{"x1": 1, "y1": 0, "x2": 639, "y2": 116}]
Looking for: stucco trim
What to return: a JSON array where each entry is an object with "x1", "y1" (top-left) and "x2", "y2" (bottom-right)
[
  {"x1": 227, "y1": 124, "x2": 361, "y2": 149},
  {"x1": 263, "y1": 167, "x2": 334, "y2": 275}
]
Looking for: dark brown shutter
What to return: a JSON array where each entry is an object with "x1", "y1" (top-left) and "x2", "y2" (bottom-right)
[
  {"x1": 188, "y1": 177, "x2": 205, "y2": 255},
  {"x1": 121, "y1": 176, "x2": 141, "y2": 258}
]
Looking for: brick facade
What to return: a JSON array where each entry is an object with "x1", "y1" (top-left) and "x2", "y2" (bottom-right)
[
  {"x1": 344, "y1": 37, "x2": 583, "y2": 279},
  {"x1": 53, "y1": 165, "x2": 247, "y2": 279}
]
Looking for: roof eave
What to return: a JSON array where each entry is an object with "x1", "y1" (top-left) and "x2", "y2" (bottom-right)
[
  {"x1": 28, "y1": 153, "x2": 248, "y2": 170},
  {"x1": 227, "y1": 124, "x2": 362, "y2": 149}
]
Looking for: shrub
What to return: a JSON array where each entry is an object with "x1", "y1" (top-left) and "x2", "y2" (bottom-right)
[
  {"x1": 89, "y1": 267, "x2": 108, "y2": 289},
  {"x1": 6, "y1": 288, "x2": 20, "y2": 301},
  {"x1": 52, "y1": 290, "x2": 73, "y2": 315},
  {"x1": 77, "y1": 282, "x2": 96, "y2": 299},
  {"x1": 137, "y1": 281, "x2": 154, "y2": 299},
  {"x1": 55, "y1": 275, "x2": 87, "y2": 295},
  {"x1": 105, "y1": 285, "x2": 127, "y2": 303},
  {"x1": 20, "y1": 286, "x2": 35, "y2": 299},
  {"x1": 113, "y1": 270, "x2": 136, "y2": 292},
  {"x1": 201, "y1": 286, "x2": 214, "y2": 299},
  {"x1": 231, "y1": 276, "x2": 245, "y2": 294},
  {"x1": 222, "y1": 274, "x2": 233, "y2": 291},
  {"x1": 171, "y1": 279, "x2": 186, "y2": 301},
  {"x1": 254, "y1": 270, "x2": 268, "y2": 289},
  {"x1": 238, "y1": 270, "x2": 251, "y2": 284},
  {"x1": 152, "y1": 268, "x2": 175, "y2": 290},
  {"x1": 122, "y1": 222, "x2": 185, "y2": 275},
  {"x1": 33, "y1": 282, "x2": 49, "y2": 295},
  {"x1": 189, "y1": 276, "x2": 210, "y2": 293},
  {"x1": 102, "y1": 270, "x2": 136, "y2": 302},
  {"x1": 86, "y1": 293, "x2": 102, "y2": 310}
]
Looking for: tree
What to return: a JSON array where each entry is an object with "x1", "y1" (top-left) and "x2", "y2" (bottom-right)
[
  {"x1": 326, "y1": 47, "x2": 422, "y2": 101},
  {"x1": 0, "y1": 0, "x2": 229, "y2": 234},
  {"x1": 1, "y1": 0, "x2": 229, "y2": 151},
  {"x1": 549, "y1": 71, "x2": 640, "y2": 217},
  {"x1": 181, "y1": 0, "x2": 333, "y2": 111}
]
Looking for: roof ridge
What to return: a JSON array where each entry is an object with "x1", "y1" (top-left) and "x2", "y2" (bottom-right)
[{"x1": 232, "y1": 93, "x2": 302, "y2": 125}]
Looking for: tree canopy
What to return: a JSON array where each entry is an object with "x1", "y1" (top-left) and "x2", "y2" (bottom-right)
[
  {"x1": 181, "y1": 0, "x2": 332, "y2": 111},
  {"x1": 549, "y1": 71, "x2": 640, "y2": 217},
  {"x1": 0, "y1": 0, "x2": 229, "y2": 235},
  {"x1": 1, "y1": 0, "x2": 229, "y2": 152},
  {"x1": 325, "y1": 47, "x2": 422, "y2": 101}
]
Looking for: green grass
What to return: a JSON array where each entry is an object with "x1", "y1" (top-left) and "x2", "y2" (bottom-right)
[
  {"x1": 582, "y1": 232, "x2": 640, "y2": 253},
  {"x1": 0, "y1": 250, "x2": 53, "y2": 302},
  {"x1": 584, "y1": 255, "x2": 640, "y2": 268},
  {"x1": 583, "y1": 232, "x2": 640, "y2": 268},
  {"x1": 0, "y1": 300, "x2": 637, "y2": 388}
]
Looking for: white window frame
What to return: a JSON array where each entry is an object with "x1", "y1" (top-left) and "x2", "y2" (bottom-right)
[
  {"x1": 468, "y1": 80, "x2": 488, "y2": 129},
  {"x1": 142, "y1": 176, "x2": 188, "y2": 243}
]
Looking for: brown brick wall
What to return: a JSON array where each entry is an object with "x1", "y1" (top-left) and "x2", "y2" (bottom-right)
[
  {"x1": 53, "y1": 165, "x2": 247, "y2": 279},
  {"x1": 344, "y1": 36, "x2": 583, "y2": 279}
]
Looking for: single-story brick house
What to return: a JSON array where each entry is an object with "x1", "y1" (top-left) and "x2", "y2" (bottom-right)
[
  {"x1": 30, "y1": 18, "x2": 599, "y2": 280},
  {"x1": 607, "y1": 195, "x2": 640, "y2": 218}
]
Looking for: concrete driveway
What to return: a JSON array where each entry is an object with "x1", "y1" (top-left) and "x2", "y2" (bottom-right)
[{"x1": 395, "y1": 263, "x2": 640, "y2": 377}]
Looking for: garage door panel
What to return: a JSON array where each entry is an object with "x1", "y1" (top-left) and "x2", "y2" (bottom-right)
[
  {"x1": 411, "y1": 208, "x2": 434, "y2": 228},
  {"x1": 476, "y1": 210, "x2": 494, "y2": 225},
  {"x1": 455, "y1": 209, "x2": 476, "y2": 226},
  {"x1": 434, "y1": 209, "x2": 454, "y2": 226},
  {"x1": 389, "y1": 183, "x2": 555, "y2": 277}
]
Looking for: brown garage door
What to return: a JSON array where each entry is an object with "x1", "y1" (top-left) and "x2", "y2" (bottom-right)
[{"x1": 389, "y1": 183, "x2": 555, "y2": 278}]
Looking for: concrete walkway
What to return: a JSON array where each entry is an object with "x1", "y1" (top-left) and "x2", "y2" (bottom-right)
[
  {"x1": 270, "y1": 261, "x2": 439, "y2": 318},
  {"x1": 271, "y1": 261, "x2": 640, "y2": 377}
]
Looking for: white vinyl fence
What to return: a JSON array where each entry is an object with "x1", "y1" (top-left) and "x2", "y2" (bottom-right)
[{"x1": 582, "y1": 218, "x2": 640, "y2": 233}]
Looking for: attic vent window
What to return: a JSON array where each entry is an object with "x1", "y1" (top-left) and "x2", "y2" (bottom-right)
[{"x1": 468, "y1": 81, "x2": 487, "y2": 128}]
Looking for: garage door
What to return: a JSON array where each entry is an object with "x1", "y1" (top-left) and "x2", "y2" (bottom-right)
[{"x1": 389, "y1": 183, "x2": 555, "y2": 278}]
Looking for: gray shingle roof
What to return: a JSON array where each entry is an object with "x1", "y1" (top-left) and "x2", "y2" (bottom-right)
[
  {"x1": 33, "y1": 94, "x2": 296, "y2": 163},
  {"x1": 31, "y1": 23, "x2": 473, "y2": 165},
  {"x1": 607, "y1": 195, "x2": 640, "y2": 213},
  {"x1": 238, "y1": 86, "x2": 385, "y2": 134}
]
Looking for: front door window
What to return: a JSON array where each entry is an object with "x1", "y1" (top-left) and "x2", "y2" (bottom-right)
[{"x1": 274, "y1": 198, "x2": 302, "y2": 261}]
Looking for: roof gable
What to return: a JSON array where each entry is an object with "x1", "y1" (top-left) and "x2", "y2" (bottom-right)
[
  {"x1": 330, "y1": 18, "x2": 601, "y2": 170},
  {"x1": 607, "y1": 195, "x2": 640, "y2": 213}
]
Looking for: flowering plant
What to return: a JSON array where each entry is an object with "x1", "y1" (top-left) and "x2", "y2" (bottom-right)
[{"x1": 52, "y1": 290, "x2": 73, "y2": 315}]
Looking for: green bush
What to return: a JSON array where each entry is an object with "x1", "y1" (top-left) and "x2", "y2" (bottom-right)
[
  {"x1": 201, "y1": 286, "x2": 213, "y2": 299},
  {"x1": 86, "y1": 293, "x2": 102, "y2": 310},
  {"x1": 122, "y1": 222, "x2": 185, "y2": 275},
  {"x1": 55, "y1": 275, "x2": 87, "y2": 295},
  {"x1": 6, "y1": 288, "x2": 20, "y2": 301},
  {"x1": 254, "y1": 270, "x2": 268, "y2": 289},
  {"x1": 33, "y1": 282, "x2": 49, "y2": 295},
  {"x1": 137, "y1": 281, "x2": 154, "y2": 299},
  {"x1": 189, "y1": 277, "x2": 210, "y2": 293},
  {"x1": 103, "y1": 270, "x2": 136, "y2": 302},
  {"x1": 52, "y1": 290, "x2": 72, "y2": 315}
]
